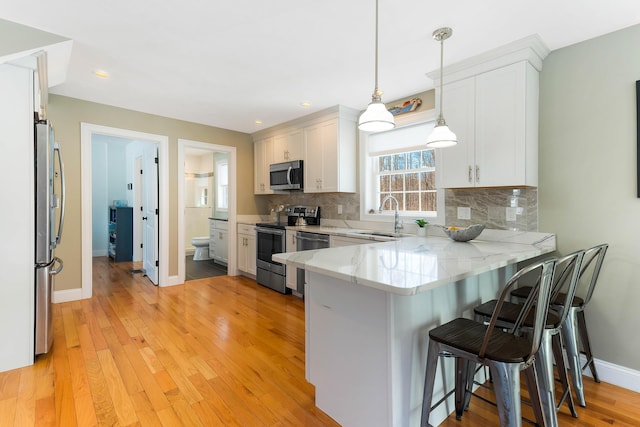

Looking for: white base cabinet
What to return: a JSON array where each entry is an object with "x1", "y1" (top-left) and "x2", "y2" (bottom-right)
[
  {"x1": 237, "y1": 224, "x2": 256, "y2": 275},
  {"x1": 210, "y1": 220, "x2": 229, "y2": 264},
  {"x1": 285, "y1": 230, "x2": 298, "y2": 291}
]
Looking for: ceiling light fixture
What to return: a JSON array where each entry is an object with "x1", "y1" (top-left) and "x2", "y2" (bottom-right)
[
  {"x1": 426, "y1": 27, "x2": 457, "y2": 148},
  {"x1": 94, "y1": 69, "x2": 110, "y2": 79},
  {"x1": 358, "y1": 0, "x2": 395, "y2": 133}
]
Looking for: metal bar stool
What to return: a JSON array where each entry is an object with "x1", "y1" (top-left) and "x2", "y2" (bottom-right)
[
  {"x1": 473, "y1": 250, "x2": 585, "y2": 427},
  {"x1": 421, "y1": 258, "x2": 557, "y2": 427},
  {"x1": 511, "y1": 243, "x2": 608, "y2": 407}
]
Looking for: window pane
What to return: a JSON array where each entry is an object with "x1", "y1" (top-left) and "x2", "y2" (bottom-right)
[
  {"x1": 406, "y1": 193, "x2": 419, "y2": 211},
  {"x1": 379, "y1": 156, "x2": 391, "y2": 172},
  {"x1": 379, "y1": 175, "x2": 390, "y2": 192},
  {"x1": 409, "y1": 151, "x2": 421, "y2": 169},
  {"x1": 420, "y1": 171, "x2": 436, "y2": 190},
  {"x1": 406, "y1": 172, "x2": 419, "y2": 191},
  {"x1": 421, "y1": 192, "x2": 437, "y2": 211},
  {"x1": 393, "y1": 154, "x2": 405, "y2": 170},
  {"x1": 390, "y1": 174, "x2": 403, "y2": 191},
  {"x1": 422, "y1": 150, "x2": 435, "y2": 168}
]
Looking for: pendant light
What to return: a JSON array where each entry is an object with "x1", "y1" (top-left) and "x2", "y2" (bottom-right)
[
  {"x1": 358, "y1": 0, "x2": 395, "y2": 133},
  {"x1": 426, "y1": 27, "x2": 457, "y2": 148}
]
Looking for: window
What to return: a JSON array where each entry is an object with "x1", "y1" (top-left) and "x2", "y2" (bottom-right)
[
  {"x1": 216, "y1": 161, "x2": 228, "y2": 210},
  {"x1": 360, "y1": 110, "x2": 444, "y2": 223},
  {"x1": 376, "y1": 149, "x2": 437, "y2": 213}
]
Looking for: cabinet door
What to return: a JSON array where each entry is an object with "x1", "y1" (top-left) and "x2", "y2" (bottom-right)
[
  {"x1": 304, "y1": 119, "x2": 339, "y2": 193},
  {"x1": 438, "y1": 77, "x2": 476, "y2": 188},
  {"x1": 254, "y1": 137, "x2": 274, "y2": 194},
  {"x1": 246, "y1": 234, "x2": 256, "y2": 275},
  {"x1": 475, "y1": 62, "x2": 529, "y2": 186},
  {"x1": 285, "y1": 230, "x2": 298, "y2": 290},
  {"x1": 237, "y1": 235, "x2": 248, "y2": 272},
  {"x1": 273, "y1": 129, "x2": 303, "y2": 163}
]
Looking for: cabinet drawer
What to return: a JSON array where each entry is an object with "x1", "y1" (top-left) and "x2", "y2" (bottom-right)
[
  {"x1": 238, "y1": 223, "x2": 255, "y2": 235},
  {"x1": 214, "y1": 220, "x2": 229, "y2": 231}
]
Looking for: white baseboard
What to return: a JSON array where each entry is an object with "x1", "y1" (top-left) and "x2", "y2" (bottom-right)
[
  {"x1": 53, "y1": 288, "x2": 84, "y2": 303},
  {"x1": 581, "y1": 355, "x2": 640, "y2": 393},
  {"x1": 161, "y1": 275, "x2": 184, "y2": 287}
]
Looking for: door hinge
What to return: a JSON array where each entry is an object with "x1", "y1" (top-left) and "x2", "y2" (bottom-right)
[
  {"x1": 155, "y1": 209, "x2": 159, "y2": 215},
  {"x1": 140, "y1": 243, "x2": 143, "y2": 248},
  {"x1": 140, "y1": 169, "x2": 143, "y2": 174},
  {"x1": 154, "y1": 157, "x2": 158, "y2": 164},
  {"x1": 155, "y1": 260, "x2": 159, "y2": 267},
  {"x1": 140, "y1": 206, "x2": 143, "y2": 211}
]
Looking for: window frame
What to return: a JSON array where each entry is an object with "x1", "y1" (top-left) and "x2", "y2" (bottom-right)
[
  {"x1": 359, "y1": 108, "x2": 445, "y2": 225},
  {"x1": 216, "y1": 159, "x2": 229, "y2": 211}
]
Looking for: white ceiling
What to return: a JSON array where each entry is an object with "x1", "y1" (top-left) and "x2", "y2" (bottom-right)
[{"x1": 2, "y1": 0, "x2": 640, "y2": 134}]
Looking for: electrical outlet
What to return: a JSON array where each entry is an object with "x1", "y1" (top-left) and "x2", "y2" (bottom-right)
[
  {"x1": 506, "y1": 207, "x2": 517, "y2": 222},
  {"x1": 337, "y1": 204, "x2": 343, "y2": 215},
  {"x1": 457, "y1": 207, "x2": 471, "y2": 220}
]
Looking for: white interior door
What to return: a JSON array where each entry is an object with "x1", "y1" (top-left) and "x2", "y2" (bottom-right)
[
  {"x1": 143, "y1": 145, "x2": 159, "y2": 284},
  {"x1": 133, "y1": 156, "x2": 143, "y2": 262}
]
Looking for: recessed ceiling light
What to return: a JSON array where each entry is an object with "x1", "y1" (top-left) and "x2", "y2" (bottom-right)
[
  {"x1": 94, "y1": 70, "x2": 110, "y2": 79},
  {"x1": 301, "y1": 102, "x2": 311, "y2": 108},
  {"x1": 255, "y1": 120, "x2": 263, "y2": 125}
]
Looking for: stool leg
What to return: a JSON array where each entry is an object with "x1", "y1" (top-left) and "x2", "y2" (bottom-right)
[
  {"x1": 523, "y1": 362, "x2": 546, "y2": 427},
  {"x1": 489, "y1": 361, "x2": 522, "y2": 427},
  {"x1": 552, "y1": 332, "x2": 578, "y2": 418},
  {"x1": 535, "y1": 331, "x2": 559, "y2": 427},
  {"x1": 421, "y1": 339, "x2": 440, "y2": 427},
  {"x1": 577, "y1": 310, "x2": 600, "y2": 383},
  {"x1": 455, "y1": 357, "x2": 470, "y2": 419},
  {"x1": 562, "y1": 309, "x2": 586, "y2": 407}
]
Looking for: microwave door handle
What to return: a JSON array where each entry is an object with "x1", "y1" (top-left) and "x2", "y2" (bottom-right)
[
  {"x1": 287, "y1": 166, "x2": 293, "y2": 186},
  {"x1": 54, "y1": 141, "x2": 65, "y2": 246}
]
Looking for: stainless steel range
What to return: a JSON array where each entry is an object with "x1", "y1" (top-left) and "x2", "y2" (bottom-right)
[{"x1": 255, "y1": 205, "x2": 320, "y2": 294}]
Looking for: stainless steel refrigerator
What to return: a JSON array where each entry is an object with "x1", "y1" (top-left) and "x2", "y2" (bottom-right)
[{"x1": 34, "y1": 120, "x2": 65, "y2": 356}]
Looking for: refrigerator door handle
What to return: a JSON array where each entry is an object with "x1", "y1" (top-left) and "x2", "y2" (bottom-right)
[
  {"x1": 50, "y1": 257, "x2": 63, "y2": 275},
  {"x1": 54, "y1": 142, "x2": 65, "y2": 247}
]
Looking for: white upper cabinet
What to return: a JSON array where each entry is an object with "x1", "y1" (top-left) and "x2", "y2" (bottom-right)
[
  {"x1": 252, "y1": 105, "x2": 358, "y2": 194},
  {"x1": 304, "y1": 115, "x2": 356, "y2": 193},
  {"x1": 273, "y1": 129, "x2": 303, "y2": 163},
  {"x1": 431, "y1": 35, "x2": 548, "y2": 189},
  {"x1": 254, "y1": 137, "x2": 273, "y2": 194}
]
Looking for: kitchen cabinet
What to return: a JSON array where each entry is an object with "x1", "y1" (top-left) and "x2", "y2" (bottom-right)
[
  {"x1": 285, "y1": 230, "x2": 298, "y2": 291},
  {"x1": 108, "y1": 207, "x2": 133, "y2": 262},
  {"x1": 254, "y1": 137, "x2": 274, "y2": 194},
  {"x1": 438, "y1": 61, "x2": 539, "y2": 188},
  {"x1": 210, "y1": 219, "x2": 229, "y2": 264},
  {"x1": 237, "y1": 224, "x2": 256, "y2": 275},
  {"x1": 304, "y1": 117, "x2": 356, "y2": 193},
  {"x1": 273, "y1": 129, "x2": 303, "y2": 163}
]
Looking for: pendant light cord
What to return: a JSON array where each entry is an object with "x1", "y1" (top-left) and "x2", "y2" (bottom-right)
[
  {"x1": 372, "y1": 0, "x2": 380, "y2": 102},
  {"x1": 438, "y1": 36, "x2": 444, "y2": 123}
]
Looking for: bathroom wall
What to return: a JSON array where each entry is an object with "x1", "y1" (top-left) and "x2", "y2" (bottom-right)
[
  {"x1": 184, "y1": 152, "x2": 214, "y2": 252},
  {"x1": 256, "y1": 187, "x2": 538, "y2": 231}
]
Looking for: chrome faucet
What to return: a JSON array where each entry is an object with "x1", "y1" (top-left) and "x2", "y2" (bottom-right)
[{"x1": 378, "y1": 195, "x2": 403, "y2": 234}]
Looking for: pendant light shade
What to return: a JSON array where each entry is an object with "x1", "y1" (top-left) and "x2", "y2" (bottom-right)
[
  {"x1": 358, "y1": 0, "x2": 395, "y2": 133},
  {"x1": 426, "y1": 27, "x2": 457, "y2": 148}
]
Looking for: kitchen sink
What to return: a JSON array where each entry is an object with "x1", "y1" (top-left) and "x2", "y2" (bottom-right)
[{"x1": 350, "y1": 230, "x2": 400, "y2": 238}]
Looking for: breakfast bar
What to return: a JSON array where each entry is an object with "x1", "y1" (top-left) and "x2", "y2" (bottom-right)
[{"x1": 273, "y1": 230, "x2": 556, "y2": 427}]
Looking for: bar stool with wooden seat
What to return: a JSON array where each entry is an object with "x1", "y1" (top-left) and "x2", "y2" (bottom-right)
[
  {"x1": 472, "y1": 250, "x2": 585, "y2": 427},
  {"x1": 511, "y1": 243, "x2": 608, "y2": 407},
  {"x1": 421, "y1": 258, "x2": 557, "y2": 427}
]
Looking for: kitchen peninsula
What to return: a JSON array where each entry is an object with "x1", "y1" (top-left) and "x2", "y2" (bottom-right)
[{"x1": 273, "y1": 230, "x2": 555, "y2": 427}]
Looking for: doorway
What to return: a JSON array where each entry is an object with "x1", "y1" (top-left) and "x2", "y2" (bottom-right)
[
  {"x1": 80, "y1": 123, "x2": 171, "y2": 299},
  {"x1": 177, "y1": 139, "x2": 237, "y2": 283}
]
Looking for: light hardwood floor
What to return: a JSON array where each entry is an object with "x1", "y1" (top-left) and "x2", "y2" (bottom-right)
[{"x1": 0, "y1": 257, "x2": 638, "y2": 426}]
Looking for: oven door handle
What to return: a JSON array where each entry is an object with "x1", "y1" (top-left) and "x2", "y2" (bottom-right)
[{"x1": 256, "y1": 227, "x2": 285, "y2": 236}]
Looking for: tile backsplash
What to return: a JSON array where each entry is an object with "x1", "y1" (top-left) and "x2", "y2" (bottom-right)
[
  {"x1": 255, "y1": 187, "x2": 538, "y2": 231},
  {"x1": 445, "y1": 187, "x2": 538, "y2": 231}
]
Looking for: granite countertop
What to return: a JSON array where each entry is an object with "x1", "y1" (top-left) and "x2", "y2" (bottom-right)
[{"x1": 272, "y1": 231, "x2": 556, "y2": 296}]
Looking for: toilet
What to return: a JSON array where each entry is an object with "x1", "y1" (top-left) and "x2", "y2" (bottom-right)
[{"x1": 191, "y1": 237, "x2": 211, "y2": 261}]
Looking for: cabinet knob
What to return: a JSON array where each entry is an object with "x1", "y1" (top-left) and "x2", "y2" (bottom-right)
[
  {"x1": 468, "y1": 166, "x2": 472, "y2": 183},
  {"x1": 475, "y1": 165, "x2": 480, "y2": 183}
]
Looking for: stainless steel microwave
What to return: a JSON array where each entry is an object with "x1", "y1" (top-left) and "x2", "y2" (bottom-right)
[{"x1": 270, "y1": 160, "x2": 303, "y2": 190}]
